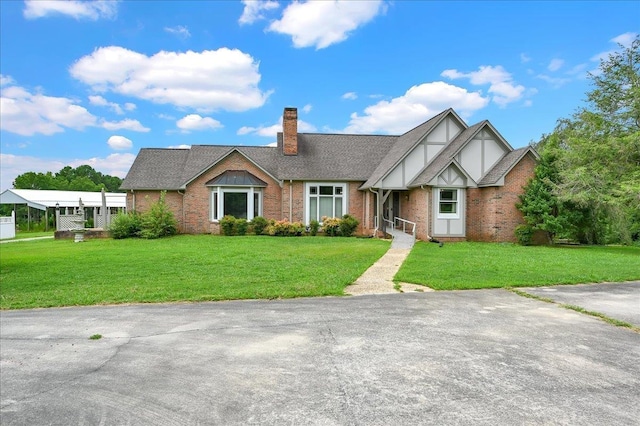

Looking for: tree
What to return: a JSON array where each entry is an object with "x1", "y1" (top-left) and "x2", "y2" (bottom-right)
[
  {"x1": 519, "y1": 36, "x2": 640, "y2": 244},
  {"x1": 13, "y1": 165, "x2": 123, "y2": 192}
]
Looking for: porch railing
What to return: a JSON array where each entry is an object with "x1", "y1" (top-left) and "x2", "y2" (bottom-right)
[
  {"x1": 392, "y1": 217, "x2": 416, "y2": 237},
  {"x1": 377, "y1": 216, "x2": 416, "y2": 237}
]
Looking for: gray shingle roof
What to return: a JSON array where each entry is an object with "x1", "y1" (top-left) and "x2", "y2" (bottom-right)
[
  {"x1": 120, "y1": 148, "x2": 191, "y2": 190},
  {"x1": 275, "y1": 133, "x2": 397, "y2": 180},
  {"x1": 360, "y1": 109, "x2": 452, "y2": 189},
  {"x1": 120, "y1": 108, "x2": 532, "y2": 192},
  {"x1": 408, "y1": 121, "x2": 486, "y2": 187},
  {"x1": 477, "y1": 146, "x2": 537, "y2": 186}
]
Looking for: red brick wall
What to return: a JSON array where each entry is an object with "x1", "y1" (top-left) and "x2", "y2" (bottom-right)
[
  {"x1": 467, "y1": 153, "x2": 536, "y2": 242},
  {"x1": 282, "y1": 181, "x2": 305, "y2": 222},
  {"x1": 405, "y1": 188, "x2": 431, "y2": 241},
  {"x1": 127, "y1": 190, "x2": 185, "y2": 232}
]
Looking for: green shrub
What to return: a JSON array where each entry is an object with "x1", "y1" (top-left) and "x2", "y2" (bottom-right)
[
  {"x1": 322, "y1": 217, "x2": 341, "y2": 236},
  {"x1": 236, "y1": 218, "x2": 248, "y2": 236},
  {"x1": 138, "y1": 192, "x2": 178, "y2": 239},
  {"x1": 251, "y1": 216, "x2": 268, "y2": 235},
  {"x1": 309, "y1": 219, "x2": 320, "y2": 236},
  {"x1": 515, "y1": 224, "x2": 534, "y2": 246},
  {"x1": 109, "y1": 212, "x2": 141, "y2": 239},
  {"x1": 339, "y1": 214, "x2": 359, "y2": 237},
  {"x1": 220, "y1": 215, "x2": 236, "y2": 236}
]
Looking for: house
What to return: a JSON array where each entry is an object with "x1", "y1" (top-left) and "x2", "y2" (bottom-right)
[{"x1": 120, "y1": 107, "x2": 538, "y2": 242}]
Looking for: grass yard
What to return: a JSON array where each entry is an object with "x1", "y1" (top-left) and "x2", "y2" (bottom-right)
[
  {"x1": 396, "y1": 242, "x2": 640, "y2": 290},
  {"x1": 0, "y1": 235, "x2": 389, "y2": 309}
]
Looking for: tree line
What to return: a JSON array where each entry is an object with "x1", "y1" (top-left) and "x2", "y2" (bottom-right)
[
  {"x1": 12, "y1": 165, "x2": 123, "y2": 193},
  {"x1": 518, "y1": 36, "x2": 639, "y2": 245}
]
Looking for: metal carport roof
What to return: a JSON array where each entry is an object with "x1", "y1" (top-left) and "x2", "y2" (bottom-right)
[{"x1": 0, "y1": 189, "x2": 127, "y2": 211}]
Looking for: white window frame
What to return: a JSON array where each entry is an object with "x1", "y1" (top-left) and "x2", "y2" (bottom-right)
[
  {"x1": 437, "y1": 188, "x2": 460, "y2": 219},
  {"x1": 305, "y1": 182, "x2": 347, "y2": 225},
  {"x1": 210, "y1": 186, "x2": 262, "y2": 222}
]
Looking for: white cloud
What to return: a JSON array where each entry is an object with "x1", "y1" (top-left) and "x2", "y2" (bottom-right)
[
  {"x1": 1, "y1": 84, "x2": 97, "y2": 136},
  {"x1": 342, "y1": 91, "x2": 358, "y2": 100},
  {"x1": 268, "y1": 0, "x2": 386, "y2": 49},
  {"x1": 164, "y1": 25, "x2": 191, "y2": 39},
  {"x1": 107, "y1": 135, "x2": 132, "y2": 150},
  {"x1": 88, "y1": 94, "x2": 124, "y2": 114},
  {"x1": 70, "y1": 46, "x2": 272, "y2": 112},
  {"x1": 520, "y1": 53, "x2": 531, "y2": 63},
  {"x1": 344, "y1": 81, "x2": 488, "y2": 134},
  {"x1": 535, "y1": 74, "x2": 571, "y2": 88},
  {"x1": 0, "y1": 152, "x2": 135, "y2": 192},
  {"x1": 302, "y1": 104, "x2": 312, "y2": 113},
  {"x1": 591, "y1": 32, "x2": 638, "y2": 62},
  {"x1": 441, "y1": 65, "x2": 525, "y2": 107},
  {"x1": 238, "y1": 116, "x2": 317, "y2": 137},
  {"x1": 547, "y1": 58, "x2": 564, "y2": 72},
  {"x1": 176, "y1": 114, "x2": 223, "y2": 132},
  {"x1": 102, "y1": 118, "x2": 150, "y2": 132},
  {"x1": 167, "y1": 144, "x2": 191, "y2": 149},
  {"x1": 123, "y1": 102, "x2": 136, "y2": 111},
  {"x1": 612, "y1": 32, "x2": 637, "y2": 48},
  {"x1": 23, "y1": 0, "x2": 119, "y2": 20},
  {"x1": 1, "y1": 74, "x2": 15, "y2": 86},
  {"x1": 239, "y1": 0, "x2": 279, "y2": 25}
]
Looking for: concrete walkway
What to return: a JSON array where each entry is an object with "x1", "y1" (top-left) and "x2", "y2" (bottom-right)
[
  {"x1": 345, "y1": 228, "x2": 430, "y2": 295},
  {"x1": 0, "y1": 236, "x2": 54, "y2": 244}
]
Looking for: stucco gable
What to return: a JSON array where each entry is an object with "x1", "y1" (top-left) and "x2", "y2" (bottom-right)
[{"x1": 360, "y1": 109, "x2": 465, "y2": 189}]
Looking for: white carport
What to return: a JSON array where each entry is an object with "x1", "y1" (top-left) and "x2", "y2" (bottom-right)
[{"x1": 0, "y1": 189, "x2": 126, "y2": 231}]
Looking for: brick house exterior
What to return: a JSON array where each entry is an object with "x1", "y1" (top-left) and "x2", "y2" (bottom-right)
[{"x1": 121, "y1": 107, "x2": 538, "y2": 242}]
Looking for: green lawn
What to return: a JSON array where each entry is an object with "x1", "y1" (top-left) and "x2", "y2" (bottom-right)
[
  {"x1": 396, "y1": 242, "x2": 640, "y2": 290},
  {"x1": 0, "y1": 235, "x2": 389, "y2": 309}
]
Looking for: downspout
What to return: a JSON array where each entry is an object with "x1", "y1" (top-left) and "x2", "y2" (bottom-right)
[
  {"x1": 130, "y1": 190, "x2": 136, "y2": 212},
  {"x1": 289, "y1": 180, "x2": 293, "y2": 222}
]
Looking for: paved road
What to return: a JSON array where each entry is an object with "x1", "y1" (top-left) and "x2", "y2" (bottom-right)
[{"x1": 1, "y1": 285, "x2": 639, "y2": 425}]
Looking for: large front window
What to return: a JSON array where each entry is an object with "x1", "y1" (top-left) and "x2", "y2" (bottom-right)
[
  {"x1": 438, "y1": 188, "x2": 459, "y2": 218},
  {"x1": 211, "y1": 187, "x2": 262, "y2": 221},
  {"x1": 306, "y1": 183, "x2": 347, "y2": 223}
]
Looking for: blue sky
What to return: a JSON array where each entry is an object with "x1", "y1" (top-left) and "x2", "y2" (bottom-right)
[{"x1": 1, "y1": 0, "x2": 638, "y2": 191}]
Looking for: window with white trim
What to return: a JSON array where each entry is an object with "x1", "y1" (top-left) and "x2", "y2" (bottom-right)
[
  {"x1": 306, "y1": 183, "x2": 347, "y2": 224},
  {"x1": 210, "y1": 187, "x2": 262, "y2": 221},
  {"x1": 438, "y1": 188, "x2": 459, "y2": 218}
]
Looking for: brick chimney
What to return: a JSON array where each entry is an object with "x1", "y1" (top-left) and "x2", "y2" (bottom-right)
[{"x1": 283, "y1": 107, "x2": 298, "y2": 156}]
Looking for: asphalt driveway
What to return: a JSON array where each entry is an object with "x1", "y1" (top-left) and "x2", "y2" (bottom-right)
[{"x1": 1, "y1": 285, "x2": 639, "y2": 425}]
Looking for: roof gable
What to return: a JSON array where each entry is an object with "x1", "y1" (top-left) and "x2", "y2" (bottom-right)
[
  {"x1": 408, "y1": 121, "x2": 485, "y2": 187},
  {"x1": 361, "y1": 109, "x2": 464, "y2": 189}
]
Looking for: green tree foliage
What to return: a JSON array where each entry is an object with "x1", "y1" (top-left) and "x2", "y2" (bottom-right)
[
  {"x1": 519, "y1": 37, "x2": 640, "y2": 244},
  {"x1": 12, "y1": 165, "x2": 123, "y2": 192}
]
